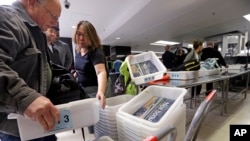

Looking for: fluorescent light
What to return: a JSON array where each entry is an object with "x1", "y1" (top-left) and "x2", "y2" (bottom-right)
[
  {"x1": 150, "y1": 40, "x2": 180, "y2": 46},
  {"x1": 150, "y1": 43, "x2": 166, "y2": 46},
  {"x1": 243, "y1": 14, "x2": 250, "y2": 22},
  {"x1": 115, "y1": 37, "x2": 120, "y2": 40}
]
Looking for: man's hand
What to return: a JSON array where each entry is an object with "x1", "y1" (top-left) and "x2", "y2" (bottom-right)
[{"x1": 24, "y1": 96, "x2": 60, "y2": 131}]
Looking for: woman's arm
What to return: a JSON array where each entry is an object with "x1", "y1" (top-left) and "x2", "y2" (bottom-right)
[{"x1": 94, "y1": 63, "x2": 107, "y2": 109}]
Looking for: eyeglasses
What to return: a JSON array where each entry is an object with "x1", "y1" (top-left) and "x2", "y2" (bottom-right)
[
  {"x1": 38, "y1": 1, "x2": 58, "y2": 21},
  {"x1": 76, "y1": 31, "x2": 86, "y2": 37}
]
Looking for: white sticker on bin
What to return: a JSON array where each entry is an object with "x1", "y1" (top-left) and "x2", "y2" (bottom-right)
[{"x1": 48, "y1": 109, "x2": 72, "y2": 132}]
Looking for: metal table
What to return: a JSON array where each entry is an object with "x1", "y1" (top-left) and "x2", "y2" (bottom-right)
[
  {"x1": 153, "y1": 69, "x2": 250, "y2": 115},
  {"x1": 221, "y1": 69, "x2": 250, "y2": 114}
]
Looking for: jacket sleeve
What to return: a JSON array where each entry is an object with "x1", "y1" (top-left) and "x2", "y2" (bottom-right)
[
  {"x1": 0, "y1": 10, "x2": 41, "y2": 114},
  {"x1": 216, "y1": 51, "x2": 227, "y2": 67}
]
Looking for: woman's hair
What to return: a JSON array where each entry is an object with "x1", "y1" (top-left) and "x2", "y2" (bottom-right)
[
  {"x1": 73, "y1": 20, "x2": 101, "y2": 53},
  {"x1": 192, "y1": 40, "x2": 203, "y2": 49}
]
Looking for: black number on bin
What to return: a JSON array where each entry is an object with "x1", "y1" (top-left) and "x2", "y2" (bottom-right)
[{"x1": 64, "y1": 115, "x2": 69, "y2": 123}]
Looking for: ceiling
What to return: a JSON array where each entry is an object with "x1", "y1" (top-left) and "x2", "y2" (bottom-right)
[{"x1": 59, "y1": 0, "x2": 250, "y2": 52}]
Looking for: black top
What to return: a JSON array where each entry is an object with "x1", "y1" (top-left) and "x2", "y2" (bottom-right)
[
  {"x1": 201, "y1": 48, "x2": 227, "y2": 67},
  {"x1": 162, "y1": 51, "x2": 175, "y2": 69},
  {"x1": 174, "y1": 54, "x2": 186, "y2": 68},
  {"x1": 74, "y1": 48, "x2": 106, "y2": 87}
]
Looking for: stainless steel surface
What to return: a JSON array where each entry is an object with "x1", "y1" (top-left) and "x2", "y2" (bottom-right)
[{"x1": 156, "y1": 69, "x2": 250, "y2": 115}]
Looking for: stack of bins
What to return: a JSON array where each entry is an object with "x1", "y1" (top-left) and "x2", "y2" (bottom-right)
[
  {"x1": 94, "y1": 95, "x2": 134, "y2": 141},
  {"x1": 116, "y1": 86, "x2": 187, "y2": 141}
]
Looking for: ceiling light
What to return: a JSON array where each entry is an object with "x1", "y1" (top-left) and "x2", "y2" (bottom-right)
[
  {"x1": 150, "y1": 40, "x2": 180, "y2": 46},
  {"x1": 150, "y1": 43, "x2": 166, "y2": 46},
  {"x1": 243, "y1": 14, "x2": 250, "y2": 22},
  {"x1": 72, "y1": 26, "x2": 76, "y2": 29},
  {"x1": 116, "y1": 37, "x2": 120, "y2": 40}
]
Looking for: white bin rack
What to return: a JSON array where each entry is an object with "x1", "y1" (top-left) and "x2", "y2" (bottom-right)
[
  {"x1": 117, "y1": 85, "x2": 187, "y2": 141},
  {"x1": 94, "y1": 95, "x2": 134, "y2": 141}
]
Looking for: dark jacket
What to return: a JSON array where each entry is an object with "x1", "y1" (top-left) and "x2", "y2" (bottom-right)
[
  {"x1": 162, "y1": 51, "x2": 175, "y2": 69},
  {"x1": 0, "y1": 2, "x2": 49, "y2": 136},
  {"x1": 53, "y1": 40, "x2": 73, "y2": 69},
  {"x1": 201, "y1": 48, "x2": 227, "y2": 67},
  {"x1": 47, "y1": 43, "x2": 63, "y2": 66}
]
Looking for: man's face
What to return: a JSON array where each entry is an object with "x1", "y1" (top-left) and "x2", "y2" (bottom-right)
[
  {"x1": 35, "y1": 0, "x2": 61, "y2": 31},
  {"x1": 46, "y1": 28, "x2": 57, "y2": 42}
]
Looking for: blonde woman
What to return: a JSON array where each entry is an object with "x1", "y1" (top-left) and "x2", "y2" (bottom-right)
[
  {"x1": 184, "y1": 40, "x2": 203, "y2": 97},
  {"x1": 73, "y1": 21, "x2": 107, "y2": 109}
]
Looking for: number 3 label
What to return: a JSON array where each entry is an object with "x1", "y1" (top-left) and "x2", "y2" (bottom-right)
[{"x1": 48, "y1": 109, "x2": 73, "y2": 132}]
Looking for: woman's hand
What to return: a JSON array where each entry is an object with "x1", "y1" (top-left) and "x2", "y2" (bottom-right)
[{"x1": 96, "y1": 91, "x2": 106, "y2": 109}]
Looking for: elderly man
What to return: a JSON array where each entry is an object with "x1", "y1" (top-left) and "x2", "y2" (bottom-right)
[
  {"x1": 0, "y1": 0, "x2": 61, "y2": 140},
  {"x1": 201, "y1": 42, "x2": 228, "y2": 95}
]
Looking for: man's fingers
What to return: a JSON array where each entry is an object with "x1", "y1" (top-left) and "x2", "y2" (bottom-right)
[
  {"x1": 43, "y1": 111, "x2": 55, "y2": 130},
  {"x1": 37, "y1": 115, "x2": 49, "y2": 131},
  {"x1": 50, "y1": 106, "x2": 60, "y2": 122}
]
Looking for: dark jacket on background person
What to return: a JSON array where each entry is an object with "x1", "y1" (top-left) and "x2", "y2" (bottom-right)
[
  {"x1": 201, "y1": 48, "x2": 227, "y2": 67},
  {"x1": 0, "y1": 2, "x2": 49, "y2": 136},
  {"x1": 47, "y1": 43, "x2": 63, "y2": 66},
  {"x1": 53, "y1": 40, "x2": 73, "y2": 69},
  {"x1": 173, "y1": 49, "x2": 186, "y2": 68},
  {"x1": 162, "y1": 51, "x2": 175, "y2": 69}
]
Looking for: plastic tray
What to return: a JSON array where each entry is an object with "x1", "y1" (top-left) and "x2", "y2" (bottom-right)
[
  {"x1": 198, "y1": 68, "x2": 221, "y2": 77},
  {"x1": 117, "y1": 104, "x2": 186, "y2": 141},
  {"x1": 127, "y1": 51, "x2": 167, "y2": 85},
  {"x1": 8, "y1": 98, "x2": 99, "y2": 141},
  {"x1": 167, "y1": 71, "x2": 199, "y2": 80},
  {"x1": 117, "y1": 85, "x2": 186, "y2": 127}
]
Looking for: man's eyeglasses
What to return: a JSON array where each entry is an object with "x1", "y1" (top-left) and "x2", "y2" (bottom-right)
[{"x1": 38, "y1": 1, "x2": 58, "y2": 21}]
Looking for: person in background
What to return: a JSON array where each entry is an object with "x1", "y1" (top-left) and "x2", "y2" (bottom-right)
[
  {"x1": 173, "y1": 48, "x2": 186, "y2": 68},
  {"x1": 73, "y1": 20, "x2": 107, "y2": 107},
  {"x1": 184, "y1": 40, "x2": 203, "y2": 97},
  {"x1": 201, "y1": 42, "x2": 228, "y2": 95},
  {"x1": 162, "y1": 45, "x2": 175, "y2": 70},
  {"x1": 53, "y1": 26, "x2": 73, "y2": 69},
  {"x1": 72, "y1": 20, "x2": 108, "y2": 134},
  {"x1": 113, "y1": 57, "x2": 123, "y2": 72},
  {"x1": 45, "y1": 27, "x2": 62, "y2": 66},
  {"x1": 0, "y1": 0, "x2": 61, "y2": 140}
]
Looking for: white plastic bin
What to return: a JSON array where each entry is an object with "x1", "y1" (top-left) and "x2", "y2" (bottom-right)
[
  {"x1": 127, "y1": 51, "x2": 167, "y2": 85},
  {"x1": 8, "y1": 98, "x2": 99, "y2": 141},
  {"x1": 117, "y1": 104, "x2": 186, "y2": 141},
  {"x1": 117, "y1": 85, "x2": 186, "y2": 127},
  {"x1": 94, "y1": 95, "x2": 134, "y2": 140},
  {"x1": 167, "y1": 71, "x2": 199, "y2": 80},
  {"x1": 198, "y1": 68, "x2": 221, "y2": 77}
]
